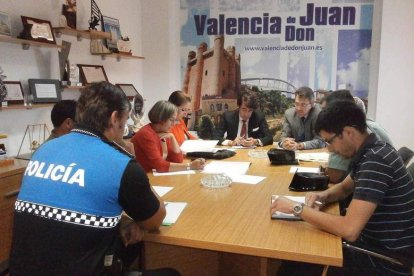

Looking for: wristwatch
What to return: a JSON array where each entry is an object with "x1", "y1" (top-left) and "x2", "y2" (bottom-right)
[{"x1": 293, "y1": 203, "x2": 305, "y2": 217}]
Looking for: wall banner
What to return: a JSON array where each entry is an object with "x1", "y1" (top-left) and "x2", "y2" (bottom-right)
[{"x1": 180, "y1": 0, "x2": 373, "y2": 132}]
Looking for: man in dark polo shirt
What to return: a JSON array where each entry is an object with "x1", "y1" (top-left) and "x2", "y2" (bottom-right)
[{"x1": 271, "y1": 101, "x2": 414, "y2": 275}]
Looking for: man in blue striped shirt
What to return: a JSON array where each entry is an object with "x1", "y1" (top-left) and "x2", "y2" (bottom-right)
[{"x1": 271, "y1": 101, "x2": 414, "y2": 275}]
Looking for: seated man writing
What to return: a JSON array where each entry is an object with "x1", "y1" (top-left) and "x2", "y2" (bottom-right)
[
  {"x1": 213, "y1": 91, "x2": 273, "y2": 147},
  {"x1": 279, "y1": 86, "x2": 325, "y2": 150},
  {"x1": 271, "y1": 101, "x2": 414, "y2": 275}
]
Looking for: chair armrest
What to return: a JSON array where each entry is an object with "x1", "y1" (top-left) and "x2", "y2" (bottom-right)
[{"x1": 342, "y1": 241, "x2": 413, "y2": 268}]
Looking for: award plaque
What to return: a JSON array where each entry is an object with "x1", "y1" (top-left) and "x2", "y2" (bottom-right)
[{"x1": 19, "y1": 16, "x2": 56, "y2": 44}]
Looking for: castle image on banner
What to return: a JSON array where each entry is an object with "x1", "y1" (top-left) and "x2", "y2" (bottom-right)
[{"x1": 182, "y1": 35, "x2": 241, "y2": 129}]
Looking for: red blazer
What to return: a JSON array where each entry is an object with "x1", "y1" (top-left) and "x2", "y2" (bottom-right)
[
  {"x1": 131, "y1": 124, "x2": 183, "y2": 172},
  {"x1": 170, "y1": 119, "x2": 195, "y2": 146}
]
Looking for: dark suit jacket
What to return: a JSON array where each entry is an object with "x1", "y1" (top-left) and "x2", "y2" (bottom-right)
[{"x1": 213, "y1": 110, "x2": 273, "y2": 146}]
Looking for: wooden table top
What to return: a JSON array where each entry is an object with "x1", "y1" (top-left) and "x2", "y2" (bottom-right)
[{"x1": 145, "y1": 147, "x2": 343, "y2": 267}]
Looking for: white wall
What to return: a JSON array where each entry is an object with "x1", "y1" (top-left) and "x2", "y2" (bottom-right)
[
  {"x1": 373, "y1": 0, "x2": 414, "y2": 151},
  {"x1": 141, "y1": 0, "x2": 182, "y2": 119},
  {"x1": 0, "y1": 0, "x2": 143, "y2": 156}
]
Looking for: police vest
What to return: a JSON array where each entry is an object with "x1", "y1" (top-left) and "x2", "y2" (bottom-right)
[{"x1": 16, "y1": 132, "x2": 131, "y2": 228}]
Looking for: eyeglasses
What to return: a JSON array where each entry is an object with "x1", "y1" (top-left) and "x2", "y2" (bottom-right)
[
  {"x1": 180, "y1": 108, "x2": 191, "y2": 113},
  {"x1": 168, "y1": 118, "x2": 178, "y2": 123},
  {"x1": 324, "y1": 133, "x2": 341, "y2": 145},
  {"x1": 294, "y1": 102, "x2": 311, "y2": 108}
]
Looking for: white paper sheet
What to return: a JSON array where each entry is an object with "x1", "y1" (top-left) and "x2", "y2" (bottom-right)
[
  {"x1": 180, "y1": 140, "x2": 219, "y2": 153},
  {"x1": 153, "y1": 170, "x2": 196, "y2": 176},
  {"x1": 289, "y1": 166, "x2": 320, "y2": 173},
  {"x1": 163, "y1": 202, "x2": 187, "y2": 225},
  {"x1": 226, "y1": 174, "x2": 266, "y2": 185},
  {"x1": 203, "y1": 161, "x2": 251, "y2": 175},
  {"x1": 153, "y1": 186, "x2": 173, "y2": 197},
  {"x1": 296, "y1": 152, "x2": 329, "y2": 162}
]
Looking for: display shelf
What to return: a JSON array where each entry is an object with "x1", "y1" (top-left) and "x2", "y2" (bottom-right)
[
  {"x1": 0, "y1": 103, "x2": 53, "y2": 111},
  {"x1": 63, "y1": 85, "x2": 86, "y2": 90},
  {"x1": 0, "y1": 35, "x2": 62, "y2": 50},
  {"x1": 53, "y1": 27, "x2": 111, "y2": 41},
  {"x1": 92, "y1": 52, "x2": 145, "y2": 61}
]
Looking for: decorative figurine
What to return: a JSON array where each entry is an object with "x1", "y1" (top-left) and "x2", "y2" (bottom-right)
[
  {"x1": 0, "y1": 66, "x2": 7, "y2": 104},
  {"x1": 60, "y1": 0, "x2": 77, "y2": 29},
  {"x1": 128, "y1": 92, "x2": 144, "y2": 133},
  {"x1": 89, "y1": 0, "x2": 102, "y2": 30}
]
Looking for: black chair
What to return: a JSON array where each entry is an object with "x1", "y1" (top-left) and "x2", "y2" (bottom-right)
[
  {"x1": 398, "y1": 147, "x2": 414, "y2": 166},
  {"x1": 341, "y1": 241, "x2": 414, "y2": 274}
]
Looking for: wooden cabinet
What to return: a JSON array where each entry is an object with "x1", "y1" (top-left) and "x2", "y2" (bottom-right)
[{"x1": 0, "y1": 159, "x2": 27, "y2": 265}]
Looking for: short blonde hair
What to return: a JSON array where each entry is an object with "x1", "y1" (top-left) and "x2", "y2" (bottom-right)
[{"x1": 148, "y1": 100, "x2": 177, "y2": 124}]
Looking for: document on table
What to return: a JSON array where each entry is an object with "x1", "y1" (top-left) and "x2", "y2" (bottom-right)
[
  {"x1": 289, "y1": 166, "x2": 320, "y2": 173},
  {"x1": 271, "y1": 195, "x2": 305, "y2": 220},
  {"x1": 296, "y1": 152, "x2": 329, "y2": 162},
  {"x1": 152, "y1": 186, "x2": 173, "y2": 197},
  {"x1": 153, "y1": 170, "x2": 196, "y2": 176},
  {"x1": 226, "y1": 173, "x2": 265, "y2": 185},
  {"x1": 180, "y1": 140, "x2": 219, "y2": 153},
  {"x1": 163, "y1": 202, "x2": 187, "y2": 226},
  {"x1": 203, "y1": 161, "x2": 251, "y2": 175}
]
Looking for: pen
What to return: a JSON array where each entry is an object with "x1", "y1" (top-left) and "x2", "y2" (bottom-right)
[
  {"x1": 164, "y1": 202, "x2": 169, "y2": 207},
  {"x1": 314, "y1": 201, "x2": 323, "y2": 207}
]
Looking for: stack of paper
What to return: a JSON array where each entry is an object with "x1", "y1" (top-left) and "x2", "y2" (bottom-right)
[
  {"x1": 152, "y1": 186, "x2": 173, "y2": 197},
  {"x1": 203, "y1": 161, "x2": 251, "y2": 175},
  {"x1": 180, "y1": 140, "x2": 219, "y2": 153},
  {"x1": 163, "y1": 202, "x2": 187, "y2": 226}
]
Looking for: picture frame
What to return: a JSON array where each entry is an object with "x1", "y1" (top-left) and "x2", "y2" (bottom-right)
[
  {"x1": 20, "y1": 16, "x2": 56, "y2": 44},
  {"x1": 77, "y1": 64, "x2": 108, "y2": 85},
  {"x1": 28, "y1": 79, "x2": 62, "y2": 103},
  {"x1": 0, "y1": 11, "x2": 12, "y2": 36},
  {"x1": 4, "y1": 81, "x2": 24, "y2": 104},
  {"x1": 101, "y1": 15, "x2": 121, "y2": 52},
  {"x1": 116, "y1": 83, "x2": 139, "y2": 100}
]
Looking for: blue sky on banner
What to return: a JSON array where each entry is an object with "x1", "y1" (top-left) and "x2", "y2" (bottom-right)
[{"x1": 180, "y1": 0, "x2": 373, "y2": 99}]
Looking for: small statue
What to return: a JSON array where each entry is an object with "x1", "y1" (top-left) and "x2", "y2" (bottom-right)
[
  {"x1": 31, "y1": 140, "x2": 40, "y2": 151},
  {"x1": 129, "y1": 93, "x2": 144, "y2": 133},
  {"x1": 88, "y1": 15, "x2": 100, "y2": 30},
  {"x1": 0, "y1": 66, "x2": 7, "y2": 104},
  {"x1": 89, "y1": 0, "x2": 102, "y2": 30}
]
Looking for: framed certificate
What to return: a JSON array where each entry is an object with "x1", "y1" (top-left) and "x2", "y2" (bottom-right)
[
  {"x1": 101, "y1": 15, "x2": 121, "y2": 52},
  {"x1": 20, "y1": 16, "x2": 56, "y2": 44},
  {"x1": 4, "y1": 81, "x2": 24, "y2": 104},
  {"x1": 115, "y1": 83, "x2": 139, "y2": 100},
  {"x1": 28, "y1": 79, "x2": 62, "y2": 103},
  {"x1": 77, "y1": 64, "x2": 108, "y2": 85},
  {"x1": 0, "y1": 11, "x2": 11, "y2": 36}
]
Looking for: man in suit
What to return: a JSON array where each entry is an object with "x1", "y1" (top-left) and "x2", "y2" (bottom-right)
[
  {"x1": 279, "y1": 86, "x2": 325, "y2": 150},
  {"x1": 213, "y1": 91, "x2": 273, "y2": 147}
]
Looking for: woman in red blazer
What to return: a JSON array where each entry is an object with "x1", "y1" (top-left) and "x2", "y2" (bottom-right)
[{"x1": 131, "y1": 100, "x2": 205, "y2": 173}]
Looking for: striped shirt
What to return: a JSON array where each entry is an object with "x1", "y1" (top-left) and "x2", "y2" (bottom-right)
[{"x1": 350, "y1": 134, "x2": 414, "y2": 275}]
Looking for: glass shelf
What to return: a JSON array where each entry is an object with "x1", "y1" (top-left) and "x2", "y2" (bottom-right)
[
  {"x1": 92, "y1": 52, "x2": 145, "y2": 61},
  {"x1": 0, "y1": 103, "x2": 53, "y2": 111},
  {"x1": 52, "y1": 27, "x2": 111, "y2": 41}
]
